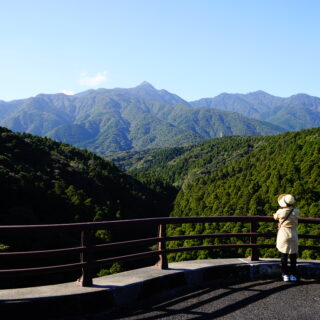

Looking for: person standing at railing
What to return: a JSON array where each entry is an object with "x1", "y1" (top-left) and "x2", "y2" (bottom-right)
[{"x1": 274, "y1": 194, "x2": 300, "y2": 282}]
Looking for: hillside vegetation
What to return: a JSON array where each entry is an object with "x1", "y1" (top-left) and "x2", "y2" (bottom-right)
[
  {"x1": 0, "y1": 127, "x2": 168, "y2": 266},
  {"x1": 112, "y1": 135, "x2": 267, "y2": 188},
  {"x1": 0, "y1": 126, "x2": 172, "y2": 287},
  {"x1": 115, "y1": 128, "x2": 320, "y2": 261},
  {"x1": 1, "y1": 125, "x2": 320, "y2": 284},
  {"x1": 0, "y1": 127, "x2": 164, "y2": 226},
  {"x1": 171, "y1": 128, "x2": 320, "y2": 218},
  {"x1": 168, "y1": 128, "x2": 320, "y2": 261}
]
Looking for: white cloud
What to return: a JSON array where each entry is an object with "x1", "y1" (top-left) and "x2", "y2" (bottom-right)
[
  {"x1": 61, "y1": 89, "x2": 75, "y2": 95},
  {"x1": 79, "y1": 71, "x2": 107, "y2": 87}
]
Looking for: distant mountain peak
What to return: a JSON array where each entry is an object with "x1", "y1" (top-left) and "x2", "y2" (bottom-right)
[
  {"x1": 246, "y1": 90, "x2": 274, "y2": 97},
  {"x1": 75, "y1": 89, "x2": 96, "y2": 96},
  {"x1": 136, "y1": 81, "x2": 156, "y2": 90},
  {"x1": 217, "y1": 92, "x2": 233, "y2": 97},
  {"x1": 290, "y1": 93, "x2": 316, "y2": 98},
  {"x1": 215, "y1": 90, "x2": 273, "y2": 98}
]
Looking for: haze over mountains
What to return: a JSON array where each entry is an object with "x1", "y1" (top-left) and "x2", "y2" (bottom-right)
[{"x1": 1, "y1": 82, "x2": 320, "y2": 155}]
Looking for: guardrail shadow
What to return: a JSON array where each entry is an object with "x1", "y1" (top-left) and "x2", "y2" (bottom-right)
[{"x1": 109, "y1": 279, "x2": 320, "y2": 320}]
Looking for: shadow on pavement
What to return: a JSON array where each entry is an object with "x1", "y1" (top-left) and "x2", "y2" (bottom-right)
[{"x1": 107, "y1": 279, "x2": 319, "y2": 320}]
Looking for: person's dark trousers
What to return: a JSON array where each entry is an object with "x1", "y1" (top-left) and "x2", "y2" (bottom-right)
[{"x1": 281, "y1": 253, "x2": 297, "y2": 275}]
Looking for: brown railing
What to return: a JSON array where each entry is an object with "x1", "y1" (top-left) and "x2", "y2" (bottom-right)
[{"x1": 0, "y1": 216, "x2": 320, "y2": 287}]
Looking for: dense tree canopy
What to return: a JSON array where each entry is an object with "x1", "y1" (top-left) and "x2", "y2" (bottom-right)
[
  {"x1": 167, "y1": 129, "x2": 320, "y2": 261},
  {"x1": 0, "y1": 127, "x2": 167, "y2": 286},
  {"x1": 1, "y1": 126, "x2": 320, "y2": 287},
  {"x1": 0, "y1": 127, "x2": 165, "y2": 227},
  {"x1": 117, "y1": 128, "x2": 320, "y2": 261},
  {"x1": 171, "y1": 129, "x2": 320, "y2": 218}
]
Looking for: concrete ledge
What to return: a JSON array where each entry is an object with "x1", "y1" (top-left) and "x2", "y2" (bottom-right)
[{"x1": 1, "y1": 258, "x2": 320, "y2": 318}]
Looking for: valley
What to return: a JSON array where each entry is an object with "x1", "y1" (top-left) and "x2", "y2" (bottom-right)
[{"x1": 1, "y1": 84, "x2": 320, "y2": 279}]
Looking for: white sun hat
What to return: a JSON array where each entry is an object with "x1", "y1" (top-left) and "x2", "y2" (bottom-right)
[{"x1": 278, "y1": 194, "x2": 295, "y2": 207}]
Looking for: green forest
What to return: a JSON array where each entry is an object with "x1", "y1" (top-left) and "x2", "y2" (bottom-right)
[
  {"x1": 0, "y1": 127, "x2": 169, "y2": 287},
  {"x1": 0, "y1": 127, "x2": 169, "y2": 226},
  {"x1": 1, "y1": 126, "x2": 320, "y2": 287},
  {"x1": 114, "y1": 128, "x2": 320, "y2": 262}
]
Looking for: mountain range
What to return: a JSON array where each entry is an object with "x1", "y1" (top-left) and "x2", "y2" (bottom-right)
[
  {"x1": 1, "y1": 82, "x2": 320, "y2": 155},
  {"x1": 190, "y1": 90, "x2": 320, "y2": 131}
]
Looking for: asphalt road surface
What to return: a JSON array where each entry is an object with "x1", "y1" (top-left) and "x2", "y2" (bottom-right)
[{"x1": 103, "y1": 279, "x2": 320, "y2": 320}]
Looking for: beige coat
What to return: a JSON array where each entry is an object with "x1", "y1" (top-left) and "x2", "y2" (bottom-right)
[{"x1": 273, "y1": 207, "x2": 300, "y2": 254}]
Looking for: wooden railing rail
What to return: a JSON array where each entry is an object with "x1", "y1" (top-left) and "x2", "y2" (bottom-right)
[{"x1": 0, "y1": 216, "x2": 320, "y2": 287}]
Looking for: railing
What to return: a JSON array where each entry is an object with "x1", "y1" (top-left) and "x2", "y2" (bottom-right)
[{"x1": 0, "y1": 216, "x2": 320, "y2": 287}]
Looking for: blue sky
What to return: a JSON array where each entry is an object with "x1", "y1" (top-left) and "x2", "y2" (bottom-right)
[{"x1": 0, "y1": 0, "x2": 319, "y2": 101}]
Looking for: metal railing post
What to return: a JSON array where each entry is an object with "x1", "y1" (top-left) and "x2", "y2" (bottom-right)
[
  {"x1": 77, "y1": 230, "x2": 93, "y2": 286},
  {"x1": 250, "y1": 221, "x2": 259, "y2": 261},
  {"x1": 155, "y1": 223, "x2": 168, "y2": 269}
]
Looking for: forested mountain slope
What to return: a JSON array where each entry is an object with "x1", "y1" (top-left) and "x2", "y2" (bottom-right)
[
  {"x1": 0, "y1": 126, "x2": 171, "y2": 286},
  {"x1": 110, "y1": 135, "x2": 267, "y2": 189},
  {"x1": 0, "y1": 126, "x2": 164, "y2": 226},
  {"x1": 111, "y1": 128, "x2": 320, "y2": 260},
  {"x1": 171, "y1": 128, "x2": 320, "y2": 218},
  {"x1": 110, "y1": 128, "x2": 320, "y2": 220},
  {"x1": 166, "y1": 128, "x2": 320, "y2": 261}
]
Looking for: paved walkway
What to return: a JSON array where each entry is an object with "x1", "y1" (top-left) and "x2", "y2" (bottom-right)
[
  {"x1": 1, "y1": 258, "x2": 320, "y2": 319},
  {"x1": 0, "y1": 258, "x2": 267, "y2": 301},
  {"x1": 106, "y1": 279, "x2": 320, "y2": 320}
]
